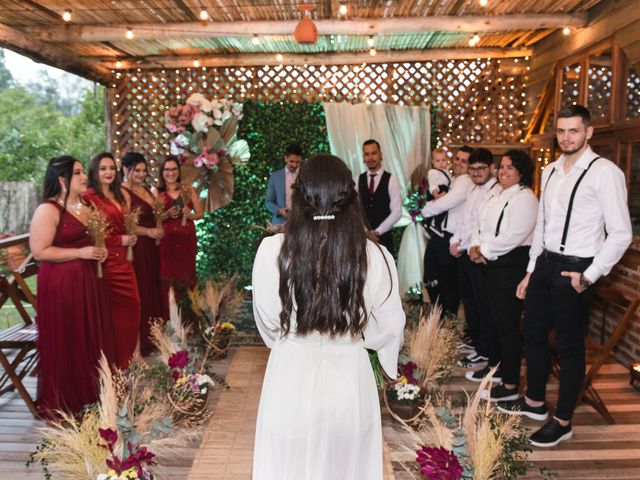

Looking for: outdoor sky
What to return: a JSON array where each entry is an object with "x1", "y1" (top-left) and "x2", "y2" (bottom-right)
[{"x1": 4, "y1": 48, "x2": 92, "y2": 89}]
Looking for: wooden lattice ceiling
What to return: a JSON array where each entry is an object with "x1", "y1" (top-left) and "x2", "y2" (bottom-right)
[{"x1": 0, "y1": 0, "x2": 603, "y2": 84}]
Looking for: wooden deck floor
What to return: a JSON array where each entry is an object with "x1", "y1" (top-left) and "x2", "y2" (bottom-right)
[{"x1": 2, "y1": 346, "x2": 639, "y2": 479}]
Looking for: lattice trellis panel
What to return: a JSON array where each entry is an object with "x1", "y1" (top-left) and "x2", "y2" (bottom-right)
[{"x1": 107, "y1": 59, "x2": 528, "y2": 170}]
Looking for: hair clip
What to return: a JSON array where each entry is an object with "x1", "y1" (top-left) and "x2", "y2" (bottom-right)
[{"x1": 313, "y1": 215, "x2": 335, "y2": 221}]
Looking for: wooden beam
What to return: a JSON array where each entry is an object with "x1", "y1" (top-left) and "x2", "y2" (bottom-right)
[
  {"x1": 26, "y1": 14, "x2": 588, "y2": 42},
  {"x1": 98, "y1": 47, "x2": 533, "y2": 69},
  {"x1": 0, "y1": 23, "x2": 112, "y2": 84}
]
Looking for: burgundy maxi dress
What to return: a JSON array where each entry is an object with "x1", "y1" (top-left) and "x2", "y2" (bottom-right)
[
  {"x1": 158, "y1": 190, "x2": 198, "y2": 320},
  {"x1": 36, "y1": 201, "x2": 115, "y2": 419},
  {"x1": 126, "y1": 187, "x2": 163, "y2": 356},
  {"x1": 83, "y1": 188, "x2": 141, "y2": 369}
]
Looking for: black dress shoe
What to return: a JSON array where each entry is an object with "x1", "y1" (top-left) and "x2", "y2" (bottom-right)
[{"x1": 530, "y1": 418, "x2": 572, "y2": 448}]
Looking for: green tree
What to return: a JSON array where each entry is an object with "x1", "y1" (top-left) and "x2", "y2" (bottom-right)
[
  {"x1": 0, "y1": 50, "x2": 13, "y2": 89},
  {"x1": 0, "y1": 84, "x2": 106, "y2": 184}
]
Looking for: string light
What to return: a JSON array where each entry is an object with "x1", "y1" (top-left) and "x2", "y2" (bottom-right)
[
  {"x1": 276, "y1": 53, "x2": 284, "y2": 62},
  {"x1": 338, "y1": 2, "x2": 348, "y2": 16},
  {"x1": 369, "y1": 48, "x2": 376, "y2": 57},
  {"x1": 252, "y1": 35, "x2": 260, "y2": 45},
  {"x1": 199, "y1": 9, "x2": 209, "y2": 20},
  {"x1": 115, "y1": 60, "x2": 122, "y2": 68},
  {"x1": 367, "y1": 35, "x2": 375, "y2": 48},
  {"x1": 126, "y1": 28, "x2": 134, "y2": 39},
  {"x1": 563, "y1": 27, "x2": 571, "y2": 35},
  {"x1": 193, "y1": 59, "x2": 200, "y2": 67},
  {"x1": 62, "y1": 9, "x2": 72, "y2": 22},
  {"x1": 480, "y1": 0, "x2": 488, "y2": 6}
]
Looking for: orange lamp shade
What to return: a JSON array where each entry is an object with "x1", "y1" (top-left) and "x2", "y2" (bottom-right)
[{"x1": 294, "y1": 15, "x2": 318, "y2": 44}]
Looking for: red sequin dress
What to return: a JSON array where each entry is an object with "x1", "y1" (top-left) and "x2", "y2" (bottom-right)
[{"x1": 36, "y1": 201, "x2": 115, "y2": 419}]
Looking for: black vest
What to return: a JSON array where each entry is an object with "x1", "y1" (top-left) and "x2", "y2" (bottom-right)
[{"x1": 358, "y1": 171, "x2": 391, "y2": 230}]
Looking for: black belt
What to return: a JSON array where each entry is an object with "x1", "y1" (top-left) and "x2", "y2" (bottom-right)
[{"x1": 541, "y1": 249, "x2": 593, "y2": 264}]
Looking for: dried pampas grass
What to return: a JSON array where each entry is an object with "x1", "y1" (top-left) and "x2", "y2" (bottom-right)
[
  {"x1": 33, "y1": 409, "x2": 108, "y2": 479},
  {"x1": 406, "y1": 303, "x2": 460, "y2": 387}
]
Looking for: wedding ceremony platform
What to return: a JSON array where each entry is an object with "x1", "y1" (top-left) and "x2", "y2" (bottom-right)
[{"x1": 1, "y1": 345, "x2": 640, "y2": 479}]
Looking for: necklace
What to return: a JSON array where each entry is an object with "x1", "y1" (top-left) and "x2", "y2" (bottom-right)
[{"x1": 58, "y1": 198, "x2": 83, "y2": 215}]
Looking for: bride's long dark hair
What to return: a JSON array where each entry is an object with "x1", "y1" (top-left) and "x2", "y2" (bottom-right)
[{"x1": 278, "y1": 154, "x2": 369, "y2": 337}]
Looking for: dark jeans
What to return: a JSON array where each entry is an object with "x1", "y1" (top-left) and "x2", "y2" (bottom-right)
[
  {"x1": 523, "y1": 254, "x2": 595, "y2": 421},
  {"x1": 482, "y1": 246, "x2": 529, "y2": 386},
  {"x1": 423, "y1": 232, "x2": 459, "y2": 317},
  {"x1": 457, "y1": 253, "x2": 485, "y2": 353}
]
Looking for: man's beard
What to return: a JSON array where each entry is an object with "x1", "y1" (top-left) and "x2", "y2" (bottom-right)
[{"x1": 559, "y1": 136, "x2": 587, "y2": 155}]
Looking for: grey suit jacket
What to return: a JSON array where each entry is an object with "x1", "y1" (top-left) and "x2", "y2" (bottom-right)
[{"x1": 265, "y1": 167, "x2": 287, "y2": 225}]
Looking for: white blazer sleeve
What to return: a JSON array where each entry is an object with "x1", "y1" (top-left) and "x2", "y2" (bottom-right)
[{"x1": 363, "y1": 245, "x2": 406, "y2": 378}]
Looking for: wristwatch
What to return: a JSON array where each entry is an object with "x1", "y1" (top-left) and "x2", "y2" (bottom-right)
[{"x1": 579, "y1": 273, "x2": 592, "y2": 289}]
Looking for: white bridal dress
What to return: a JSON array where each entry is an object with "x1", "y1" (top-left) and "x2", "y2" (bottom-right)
[{"x1": 251, "y1": 234, "x2": 406, "y2": 480}]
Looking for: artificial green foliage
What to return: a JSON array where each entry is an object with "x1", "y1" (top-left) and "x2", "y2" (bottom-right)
[{"x1": 196, "y1": 101, "x2": 330, "y2": 286}]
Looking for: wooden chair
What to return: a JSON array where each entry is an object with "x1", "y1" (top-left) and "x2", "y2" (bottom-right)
[
  {"x1": 550, "y1": 286, "x2": 640, "y2": 424},
  {"x1": 0, "y1": 237, "x2": 39, "y2": 417}
]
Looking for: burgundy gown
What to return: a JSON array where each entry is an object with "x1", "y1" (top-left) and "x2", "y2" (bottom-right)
[
  {"x1": 36, "y1": 201, "x2": 116, "y2": 419},
  {"x1": 159, "y1": 189, "x2": 198, "y2": 320},
  {"x1": 83, "y1": 188, "x2": 141, "y2": 370},
  {"x1": 126, "y1": 187, "x2": 163, "y2": 356}
]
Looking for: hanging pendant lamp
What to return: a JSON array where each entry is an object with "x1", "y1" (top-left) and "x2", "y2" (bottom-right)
[{"x1": 294, "y1": 4, "x2": 318, "y2": 44}]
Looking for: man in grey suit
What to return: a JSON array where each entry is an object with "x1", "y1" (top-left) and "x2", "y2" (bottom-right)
[{"x1": 265, "y1": 144, "x2": 303, "y2": 226}]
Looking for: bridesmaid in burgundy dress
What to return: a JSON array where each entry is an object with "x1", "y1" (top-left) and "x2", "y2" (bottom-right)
[
  {"x1": 158, "y1": 156, "x2": 203, "y2": 320},
  {"x1": 84, "y1": 152, "x2": 141, "y2": 370},
  {"x1": 121, "y1": 152, "x2": 165, "y2": 356},
  {"x1": 30, "y1": 156, "x2": 115, "y2": 419}
]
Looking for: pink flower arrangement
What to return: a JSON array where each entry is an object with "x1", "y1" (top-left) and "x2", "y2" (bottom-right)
[
  {"x1": 416, "y1": 446, "x2": 463, "y2": 480},
  {"x1": 165, "y1": 104, "x2": 199, "y2": 132},
  {"x1": 194, "y1": 146, "x2": 228, "y2": 169}
]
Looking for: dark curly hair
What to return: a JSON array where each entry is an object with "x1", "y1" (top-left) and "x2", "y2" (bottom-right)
[
  {"x1": 502, "y1": 149, "x2": 534, "y2": 188},
  {"x1": 277, "y1": 154, "x2": 385, "y2": 337}
]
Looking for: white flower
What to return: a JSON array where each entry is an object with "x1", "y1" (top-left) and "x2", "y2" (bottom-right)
[
  {"x1": 186, "y1": 93, "x2": 207, "y2": 107},
  {"x1": 192, "y1": 111, "x2": 214, "y2": 132},
  {"x1": 196, "y1": 373, "x2": 214, "y2": 386},
  {"x1": 170, "y1": 141, "x2": 184, "y2": 156},
  {"x1": 97, "y1": 475, "x2": 109, "y2": 480},
  {"x1": 174, "y1": 133, "x2": 190, "y2": 147}
]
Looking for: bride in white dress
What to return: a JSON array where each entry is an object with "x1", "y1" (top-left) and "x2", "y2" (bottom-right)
[{"x1": 252, "y1": 154, "x2": 406, "y2": 480}]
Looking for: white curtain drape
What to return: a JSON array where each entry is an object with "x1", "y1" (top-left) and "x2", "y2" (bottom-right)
[{"x1": 322, "y1": 102, "x2": 430, "y2": 296}]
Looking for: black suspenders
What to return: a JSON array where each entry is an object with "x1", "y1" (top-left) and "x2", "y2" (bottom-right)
[
  {"x1": 494, "y1": 186, "x2": 525, "y2": 237},
  {"x1": 543, "y1": 156, "x2": 600, "y2": 253}
]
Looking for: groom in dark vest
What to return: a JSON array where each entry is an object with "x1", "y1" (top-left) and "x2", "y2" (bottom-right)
[{"x1": 357, "y1": 139, "x2": 402, "y2": 253}]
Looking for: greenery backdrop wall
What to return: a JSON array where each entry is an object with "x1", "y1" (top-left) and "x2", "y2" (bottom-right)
[{"x1": 196, "y1": 101, "x2": 330, "y2": 287}]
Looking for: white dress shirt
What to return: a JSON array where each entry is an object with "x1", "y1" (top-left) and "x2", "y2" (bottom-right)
[
  {"x1": 471, "y1": 183, "x2": 538, "y2": 261},
  {"x1": 354, "y1": 167, "x2": 403, "y2": 235},
  {"x1": 427, "y1": 168, "x2": 452, "y2": 194},
  {"x1": 421, "y1": 174, "x2": 474, "y2": 235},
  {"x1": 450, "y1": 178, "x2": 498, "y2": 251},
  {"x1": 527, "y1": 146, "x2": 632, "y2": 282}
]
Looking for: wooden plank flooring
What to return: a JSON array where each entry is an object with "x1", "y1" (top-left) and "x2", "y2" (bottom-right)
[{"x1": 2, "y1": 346, "x2": 639, "y2": 479}]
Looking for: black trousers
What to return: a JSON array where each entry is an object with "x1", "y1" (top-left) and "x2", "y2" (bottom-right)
[
  {"x1": 523, "y1": 254, "x2": 595, "y2": 421},
  {"x1": 423, "y1": 232, "x2": 459, "y2": 317},
  {"x1": 457, "y1": 253, "x2": 484, "y2": 352},
  {"x1": 482, "y1": 247, "x2": 529, "y2": 386}
]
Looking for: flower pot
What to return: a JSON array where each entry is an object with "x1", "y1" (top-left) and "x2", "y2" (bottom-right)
[{"x1": 383, "y1": 382, "x2": 424, "y2": 423}]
